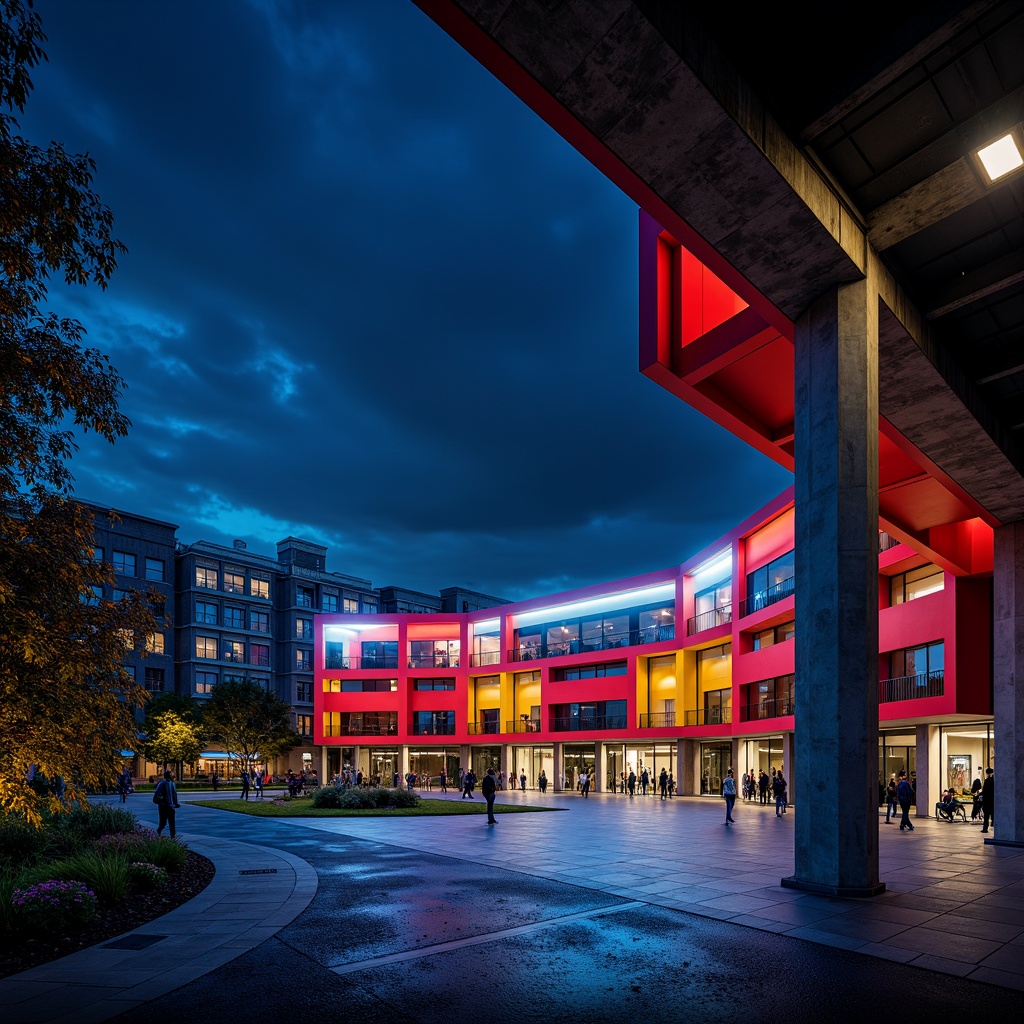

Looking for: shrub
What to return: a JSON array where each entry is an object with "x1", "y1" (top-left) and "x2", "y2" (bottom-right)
[
  {"x1": 128, "y1": 862, "x2": 167, "y2": 890},
  {"x1": 81, "y1": 804, "x2": 137, "y2": 839},
  {"x1": 388, "y1": 788, "x2": 420, "y2": 809},
  {"x1": 0, "y1": 811, "x2": 47, "y2": 864},
  {"x1": 311, "y1": 787, "x2": 342, "y2": 809},
  {"x1": 11, "y1": 880, "x2": 97, "y2": 932},
  {"x1": 93, "y1": 831, "x2": 148, "y2": 858},
  {"x1": 135, "y1": 836, "x2": 188, "y2": 872},
  {"x1": 45, "y1": 849, "x2": 130, "y2": 903}
]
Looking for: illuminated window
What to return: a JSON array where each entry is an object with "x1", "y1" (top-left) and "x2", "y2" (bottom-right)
[
  {"x1": 224, "y1": 571, "x2": 245, "y2": 594},
  {"x1": 890, "y1": 565, "x2": 944, "y2": 605},
  {"x1": 251, "y1": 643, "x2": 271, "y2": 667},
  {"x1": 224, "y1": 640, "x2": 245, "y2": 662},
  {"x1": 296, "y1": 650, "x2": 311, "y2": 670},
  {"x1": 296, "y1": 618, "x2": 312, "y2": 639},
  {"x1": 195, "y1": 671, "x2": 217, "y2": 695},
  {"x1": 196, "y1": 636, "x2": 218, "y2": 659},
  {"x1": 196, "y1": 566, "x2": 218, "y2": 590},
  {"x1": 146, "y1": 632, "x2": 165, "y2": 654},
  {"x1": 252, "y1": 577, "x2": 270, "y2": 599}
]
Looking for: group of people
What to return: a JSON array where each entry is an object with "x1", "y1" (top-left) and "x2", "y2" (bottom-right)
[
  {"x1": 740, "y1": 767, "x2": 787, "y2": 806},
  {"x1": 723, "y1": 767, "x2": 788, "y2": 823}
]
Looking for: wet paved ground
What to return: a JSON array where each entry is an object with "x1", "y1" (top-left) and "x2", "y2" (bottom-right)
[{"x1": 2, "y1": 787, "x2": 1023, "y2": 1022}]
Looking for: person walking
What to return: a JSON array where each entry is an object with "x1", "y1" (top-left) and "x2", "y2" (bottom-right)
[
  {"x1": 980, "y1": 766, "x2": 994, "y2": 833},
  {"x1": 439, "y1": 769, "x2": 447, "y2": 793},
  {"x1": 659, "y1": 768, "x2": 668, "y2": 799},
  {"x1": 462, "y1": 769, "x2": 476, "y2": 799},
  {"x1": 538, "y1": 769, "x2": 548, "y2": 793},
  {"x1": 116, "y1": 765, "x2": 132, "y2": 804},
  {"x1": 723, "y1": 768, "x2": 737, "y2": 824},
  {"x1": 239, "y1": 769, "x2": 250, "y2": 801},
  {"x1": 668, "y1": 772, "x2": 675, "y2": 797},
  {"x1": 481, "y1": 768, "x2": 498, "y2": 824},
  {"x1": 773, "y1": 770, "x2": 787, "y2": 816},
  {"x1": 580, "y1": 769, "x2": 590, "y2": 797},
  {"x1": 153, "y1": 769, "x2": 180, "y2": 838},
  {"x1": 519, "y1": 770, "x2": 527, "y2": 792},
  {"x1": 896, "y1": 769, "x2": 914, "y2": 831},
  {"x1": 627, "y1": 769, "x2": 636, "y2": 797},
  {"x1": 884, "y1": 773, "x2": 898, "y2": 823}
]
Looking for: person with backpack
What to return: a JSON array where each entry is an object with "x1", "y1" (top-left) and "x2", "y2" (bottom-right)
[{"x1": 153, "y1": 769, "x2": 181, "y2": 838}]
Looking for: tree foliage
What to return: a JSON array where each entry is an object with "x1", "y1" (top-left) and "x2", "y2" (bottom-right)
[
  {"x1": 0, "y1": 1, "x2": 148, "y2": 824},
  {"x1": 203, "y1": 680, "x2": 299, "y2": 772},
  {"x1": 144, "y1": 712, "x2": 204, "y2": 773}
]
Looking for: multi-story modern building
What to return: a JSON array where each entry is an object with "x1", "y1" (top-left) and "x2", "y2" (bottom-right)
[
  {"x1": 84, "y1": 502, "x2": 177, "y2": 702},
  {"x1": 83, "y1": 501, "x2": 508, "y2": 777},
  {"x1": 315, "y1": 487, "x2": 993, "y2": 809}
]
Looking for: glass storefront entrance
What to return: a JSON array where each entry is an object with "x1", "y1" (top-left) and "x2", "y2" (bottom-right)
[
  {"x1": 700, "y1": 741, "x2": 732, "y2": 796},
  {"x1": 560, "y1": 744, "x2": 594, "y2": 791}
]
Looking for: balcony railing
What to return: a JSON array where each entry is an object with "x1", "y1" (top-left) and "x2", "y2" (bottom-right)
[
  {"x1": 324, "y1": 655, "x2": 400, "y2": 670},
  {"x1": 467, "y1": 721, "x2": 503, "y2": 735},
  {"x1": 509, "y1": 718, "x2": 542, "y2": 733},
  {"x1": 324, "y1": 722, "x2": 398, "y2": 737},
  {"x1": 687, "y1": 605, "x2": 733, "y2": 635},
  {"x1": 880, "y1": 671, "x2": 944, "y2": 703},
  {"x1": 738, "y1": 575, "x2": 795, "y2": 617},
  {"x1": 738, "y1": 699, "x2": 794, "y2": 723},
  {"x1": 639, "y1": 712, "x2": 676, "y2": 728},
  {"x1": 412, "y1": 724, "x2": 456, "y2": 736},
  {"x1": 550, "y1": 714, "x2": 627, "y2": 732},
  {"x1": 507, "y1": 624, "x2": 675, "y2": 663},
  {"x1": 682, "y1": 707, "x2": 733, "y2": 727},
  {"x1": 407, "y1": 655, "x2": 460, "y2": 669},
  {"x1": 470, "y1": 651, "x2": 501, "y2": 667}
]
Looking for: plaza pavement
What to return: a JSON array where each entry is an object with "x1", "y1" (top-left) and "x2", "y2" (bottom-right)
[{"x1": 1, "y1": 786, "x2": 1022, "y2": 1022}]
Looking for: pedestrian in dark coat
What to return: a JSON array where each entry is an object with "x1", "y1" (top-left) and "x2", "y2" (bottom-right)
[
  {"x1": 981, "y1": 767, "x2": 994, "y2": 833},
  {"x1": 482, "y1": 768, "x2": 498, "y2": 824}
]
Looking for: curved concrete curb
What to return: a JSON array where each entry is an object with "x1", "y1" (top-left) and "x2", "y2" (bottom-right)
[{"x1": 0, "y1": 834, "x2": 317, "y2": 1024}]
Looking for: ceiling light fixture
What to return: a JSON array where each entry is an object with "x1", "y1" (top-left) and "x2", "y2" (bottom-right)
[{"x1": 972, "y1": 127, "x2": 1024, "y2": 184}]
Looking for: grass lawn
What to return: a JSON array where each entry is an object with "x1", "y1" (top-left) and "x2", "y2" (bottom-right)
[{"x1": 191, "y1": 798, "x2": 560, "y2": 818}]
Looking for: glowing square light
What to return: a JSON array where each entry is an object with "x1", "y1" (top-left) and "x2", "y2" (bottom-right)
[{"x1": 976, "y1": 133, "x2": 1023, "y2": 182}]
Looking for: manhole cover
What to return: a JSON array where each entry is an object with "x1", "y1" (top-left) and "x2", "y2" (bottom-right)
[{"x1": 103, "y1": 933, "x2": 166, "y2": 950}]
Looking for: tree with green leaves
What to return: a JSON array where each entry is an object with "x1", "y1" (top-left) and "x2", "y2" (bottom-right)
[
  {"x1": 202, "y1": 680, "x2": 299, "y2": 775},
  {"x1": 144, "y1": 712, "x2": 204, "y2": 776},
  {"x1": 0, "y1": 0, "x2": 160, "y2": 824}
]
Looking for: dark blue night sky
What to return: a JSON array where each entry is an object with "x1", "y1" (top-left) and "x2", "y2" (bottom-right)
[{"x1": 23, "y1": 0, "x2": 791, "y2": 600}]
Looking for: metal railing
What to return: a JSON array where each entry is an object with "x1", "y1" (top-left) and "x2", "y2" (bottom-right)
[
  {"x1": 639, "y1": 712, "x2": 676, "y2": 728},
  {"x1": 509, "y1": 718, "x2": 542, "y2": 733},
  {"x1": 507, "y1": 624, "x2": 675, "y2": 663},
  {"x1": 550, "y1": 714, "x2": 627, "y2": 732},
  {"x1": 407, "y1": 655, "x2": 460, "y2": 669},
  {"x1": 324, "y1": 655, "x2": 400, "y2": 670},
  {"x1": 469, "y1": 651, "x2": 501, "y2": 667},
  {"x1": 467, "y1": 721, "x2": 502, "y2": 735},
  {"x1": 323, "y1": 722, "x2": 398, "y2": 737},
  {"x1": 687, "y1": 605, "x2": 732, "y2": 635},
  {"x1": 682, "y1": 707, "x2": 733, "y2": 727},
  {"x1": 412, "y1": 724, "x2": 456, "y2": 736},
  {"x1": 880, "y1": 671, "x2": 944, "y2": 703},
  {"x1": 738, "y1": 575, "x2": 795, "y2": 617},
  {"x1": 738, "y1": 699, "x2": 794, "y2": 722}
]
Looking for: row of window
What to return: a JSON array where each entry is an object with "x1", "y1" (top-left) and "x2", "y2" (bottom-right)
[
  {"x1": 94, "y1": 547, "x2": 166, "y2": 581},
  {"x1": 193, "y1": 670, "x2": 311, "y2": 702},
  {"x1": 195, "y1": 566, "x2": 270, "y2": 599},
  {"x1": 196, "y1": 636, "x2": 272, "y2": 666},
  {"x1": 195, "y1": 601, "x2": 271, "y2": 632}
]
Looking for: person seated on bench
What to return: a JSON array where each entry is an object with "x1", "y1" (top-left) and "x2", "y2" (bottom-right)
[{"x1": 938, "y1": 790, "x2": 962, "y2": 821}]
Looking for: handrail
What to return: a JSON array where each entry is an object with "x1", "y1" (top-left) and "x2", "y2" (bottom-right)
[{"x1": 687, "y1": 605, "x2": 732, "y2": 635}]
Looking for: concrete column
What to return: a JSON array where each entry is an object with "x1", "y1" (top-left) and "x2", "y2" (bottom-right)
[
  {"x1": 552, "y1": 741, "x2": 564, "y2": 791},
  {"x1": 915, "y1": 725, "x2": 934, "y2": 817},
  {"x1": 597, "y1": 743, "x2": 609, "y2": 794},
  {"x1": 784, "y1": 279, "x2": 884, "y2": 897},
  {"x1": 992, "y1": 524, "x2": 1024, "y2": 846},
  {"x1": 781, "y1": 733, "x2": 795, "y2": 806},
  {"x1": 400, "y1": 744, "x2": 410, "y2": 782},
  {"x1": 679, "y1": 738, "x2": 696, "y2": 796},
  {"x1": 459, "y1": 744, "x2": 471, "y2": 778}
]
